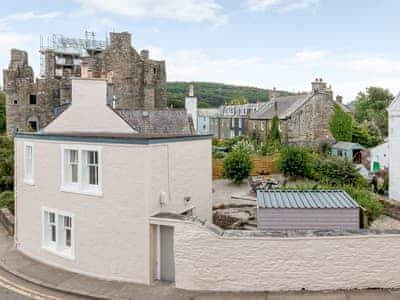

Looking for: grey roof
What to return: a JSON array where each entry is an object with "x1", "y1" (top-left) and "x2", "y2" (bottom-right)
[
  {"x1": 250, "y1": 93, "x2": 311, "y2": 120},
  {"x1": 388, "y1": 92, "x2": 400, "y2": 113},
  {"x1": 257, "y1": 190, "x2": 360, "y2": 209},
  {"x1": 332, "y1": 142, "x2": 364, "y2": 150},
  {"x1": 113, "y1": 109, "x2": 194, "y2": 136}
]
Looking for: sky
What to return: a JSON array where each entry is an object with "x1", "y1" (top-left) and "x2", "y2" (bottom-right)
[{"x1": 0, "y1": 0, "x2": 400, "y2": 103}]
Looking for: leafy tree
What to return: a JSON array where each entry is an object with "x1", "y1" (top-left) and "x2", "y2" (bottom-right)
[
  {"x1": 329, "y1": 104, "x2": 352, "y2": 142},
  {"x1": 228, "y1": 96, "x2": 248, "y2": 105},
  {"x1": 261, "y1": 116, "x2": 281, "y2": 155},
  {"x1": 353, "y1": 87, "x2": 394, "y2": 137},
  {"x1": 0, "y1": 92, "x2": 5, "y2": 133},
  {"x1": 223, "y1": 147, "x2": 253, "y2": 184},
  {"x1": 278, "y1": 146, "x2": 311, "y2": 178},
  {"x1": 352, "y1": 122, "x2": 382, "y2": 148},
  {"x1": 0, "y1": 137, "x2": 13, "y2": 192}
]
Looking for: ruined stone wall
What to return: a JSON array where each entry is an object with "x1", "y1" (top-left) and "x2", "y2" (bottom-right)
[
  {"x1": 89, "y1": 32, "x2": 167, "y2": 110},
  {"x1": 4, "y1": 32, "x2": 168, "y2": 134}
]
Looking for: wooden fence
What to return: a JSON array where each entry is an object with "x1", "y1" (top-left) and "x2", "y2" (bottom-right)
[{"x1": 213, "y1": 155, "x2": 278, "y2": 179}]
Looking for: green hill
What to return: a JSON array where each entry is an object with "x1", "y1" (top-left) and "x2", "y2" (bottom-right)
[{"x1": 167, "y1": 82, "x2": 292, "y2": 108}]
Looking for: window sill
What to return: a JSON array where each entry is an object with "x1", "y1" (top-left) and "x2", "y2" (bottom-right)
[
  {"x1": 60, "y1": 186, "x2": 103, "y2": 197},
  {"x1": 24, "y1": 179, "x2": 35, "y2": 186},
  {"x1": 42, "y1": 245, "x2": 74, "y2": 260}
]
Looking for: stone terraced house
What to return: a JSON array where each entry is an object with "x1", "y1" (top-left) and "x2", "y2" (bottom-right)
[{"x1": 248, "y1": 78, "x2": 339, "y2": 147}]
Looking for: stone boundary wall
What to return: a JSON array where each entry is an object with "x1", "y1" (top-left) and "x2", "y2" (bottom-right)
[
  {"x1": 0, "y1": 208, "x2": 14, "y2": 236},
  {"x1": 165, "y1": 218, "x2": 400, "y2": 292}
]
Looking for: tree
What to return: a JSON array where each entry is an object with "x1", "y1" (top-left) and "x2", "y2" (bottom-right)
[
  {"x1": 353, "y1": 87, "x2": 394, "y2": 137},
  {"x1": 0, "y1": 92, "x2": 5, "y2": 133},
  {"x1": 0, "y1": 137, "x2": 13, "y2": 192},
  {"x1": 223, "y1": 147, "x2": 253, "y2": 184},
  {"x1": 329, "y1": 104, "x2": 352, "y2": 142},
  {"x1": 229, "y1": 96, "x2": 248, "y2": 105},
  {"x1": 261, "y1": 116, "x2": 281, "y2": 155}
]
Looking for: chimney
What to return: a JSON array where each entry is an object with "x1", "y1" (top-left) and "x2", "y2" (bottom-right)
[
  {"x1": 81, "y1": 61, "x2": 88, "y2": 79},
  {"x1": 140, "y1": 49, "x2": 149, "y2": 60},
  {"x1": 311, "y1": 78, "x2": 327, "y2": 92},
  {"x1": 336, "y1": 95, "x2": 343, "y2": 104},
  {"x1": 269, "y1": 87, "x2": 277, "y2": 100},
  {"x1": 188, "y1": 82, "x2": 195, "y2": 97},
  {"x1": 71, "y1": 78, "x2": 107, "y2": 108}
]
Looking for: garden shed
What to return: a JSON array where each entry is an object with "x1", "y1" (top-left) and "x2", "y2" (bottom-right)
[
  {"x1": 257, "y1": 190, "x2": 360, "y2": 230},
  {"x1": 331, "y1": 142, "x2": 364, "y2": 163}
]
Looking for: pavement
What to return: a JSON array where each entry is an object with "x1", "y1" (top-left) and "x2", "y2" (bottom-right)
[{"x1": 0, "y1": 226, "x2": 399, "y2": 299}]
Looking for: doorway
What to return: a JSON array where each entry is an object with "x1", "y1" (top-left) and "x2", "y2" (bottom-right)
[{"x1": 157, "y1": 225, "x2": 175, "y2": 282}]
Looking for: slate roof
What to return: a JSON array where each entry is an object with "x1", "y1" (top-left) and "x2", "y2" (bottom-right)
[
  {"x1": 250, "y1": 93, "x2": 311, "y2": 120},
  {"x1": 332, "y1": 141, "x2": 364, "y2": 150},
  {"x1": 113, "y1": 109, "x2": 194, "y2": 136},
  {"x1": 257, "y1": 190, "x2": 360, "y2": 209}
]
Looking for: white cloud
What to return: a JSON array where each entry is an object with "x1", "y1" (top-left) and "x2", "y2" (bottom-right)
[
  {"x1": 0, "y1": 11, "x2": 60, "y2": 30},
  {"x1": 341, "y1": 56, "x2": 400, "y2": 74},
  {"x1": 76, "y1": 0, "x2": 227, "y2": 25},
  {"x1": 290, "y1": 49, "x2": 329, "y2": 63},
  {"x1": 0, "y1": 32, "x2": 35, "y2": 53},
  {"x1": 247, "y1": 0, "x2": 320, "y2": 12}
]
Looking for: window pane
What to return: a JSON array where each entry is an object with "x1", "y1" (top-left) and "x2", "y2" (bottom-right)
[
  {"x1": 71, "y1": 165, "x2": 78, "y2": 183},
  {"x1": 65, "y1": 229, "x2": 71, "y2": 247},
  {"x1": 51, "y1": 225, "x2": 56, "y2": 242},
  {"x1": 89, "y1": 165, "x2": 98, "y2": 185}
]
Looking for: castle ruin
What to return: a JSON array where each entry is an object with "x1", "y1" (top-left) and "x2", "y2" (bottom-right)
[{"x1": 3, "y1": 31, "x2": 167, "y2": 135}]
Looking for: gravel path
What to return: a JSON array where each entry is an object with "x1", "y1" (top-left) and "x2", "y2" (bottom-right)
[{"x1": 370, "y1": 215, "x2": 400, "y2": 230}]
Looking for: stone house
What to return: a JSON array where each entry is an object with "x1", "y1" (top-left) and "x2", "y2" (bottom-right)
[
  {"x1": 248, "y1": 79, "x2": 337, "y2": 147},
  {"x1": 370, "y1": 141, "x2": 389, "y2": 172},
  {"x1": 14, "y1": 78, "x2": 211, "y2": 284},
  {"x1": 211, "y1": 103, "x2": 265, "y2": 139},
  {"x1": 389, "y1": 93, "x2": 400, "y2": 202},
  {"x1": 3, "y1": 32, "x2": 166, "y2": 135}
]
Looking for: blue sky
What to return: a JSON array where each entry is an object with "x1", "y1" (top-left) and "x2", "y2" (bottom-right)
[{"x1": 1, "y1": 0, "x2": 399, "y2": 102}]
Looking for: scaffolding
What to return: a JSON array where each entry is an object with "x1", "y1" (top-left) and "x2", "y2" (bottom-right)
[{"x1": 40, "y1": 31, "x2": 107, "y2": 77}]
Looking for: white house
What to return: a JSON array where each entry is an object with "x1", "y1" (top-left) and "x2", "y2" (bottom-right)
[
  {"x1": 370, "y1": 141, "x2": 389, "y2": 172},
  {"x1": 14, "y1": 78, "x2": 212, "y2": 284},
  {"x1": 389, "y1": 93, "x2": 400, "y2": 201}
]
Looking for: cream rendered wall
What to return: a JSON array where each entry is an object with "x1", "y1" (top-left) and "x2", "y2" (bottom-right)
[
  {"x1": 389, "y1": 111, "x2": 400, "y2": 201},
  {"x1": 149, "y1": 139, "x2": 212, "y2": 221},
  {"x1": 15, "y1": 136, "x2": 211, "y2": 283},
  {"x1": 173, "y1": 221, "x2": 400, "y2": 292},
  {"x1": 43, "y1": 79, "x2": 136, "y2": 134}
]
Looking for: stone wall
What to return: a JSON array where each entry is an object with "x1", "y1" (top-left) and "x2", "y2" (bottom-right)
[{"x1": 171, "y1": 218, "x2": 400, "y2": 292}]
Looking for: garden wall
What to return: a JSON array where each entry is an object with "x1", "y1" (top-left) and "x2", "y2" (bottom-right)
[
  {"x1": 213, "y1": 155, "x2": 278, "y2": 179},
  {"x1": 170, "y1": 219, "x2": 400, "y2": 292}
]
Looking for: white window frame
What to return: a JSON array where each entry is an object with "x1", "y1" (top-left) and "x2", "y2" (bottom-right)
[
  {"x1": 61, "y1": 145, "x2": 102, "y2": 197},
  {"x1": 42, "y1": 207, "x2": 75, "y2": 260},
  {"x1": 23, "y1": 142, "x2": 34, "y2": 185}
]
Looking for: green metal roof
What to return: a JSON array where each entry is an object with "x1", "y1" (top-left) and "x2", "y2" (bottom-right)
[
  {"x1": 257, "y1": 190, "x2": 360, "y2": 209},
  {"x1": 332, "y1": 141, "x2": 364, "y2": 150}
]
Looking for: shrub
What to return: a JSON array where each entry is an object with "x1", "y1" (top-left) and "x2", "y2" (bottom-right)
[
  {"x1": 278, "y1": 146, "x2": 312, "y2": 178},
  {"x1": 0, "y1": 191, "x2": 14, "y2": 214},
  {"x1": 343, "y1": 186, "x2": 383, "y2": 223},
  {"x1": 223, "y1": 147, "x2": 253, "y2": 184},
  {"x1": 0, "y1": 137, "x2": 13, "y2": 192},
  {"x1": 311, "y1": 155, "x2": 359, "y2": 186},
  {"x1": 232, "y1": 140, "x2": 255, "y2": 155},
  {"x1": 212, "y1": 148, "x2": 225, "y2": 159}
]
